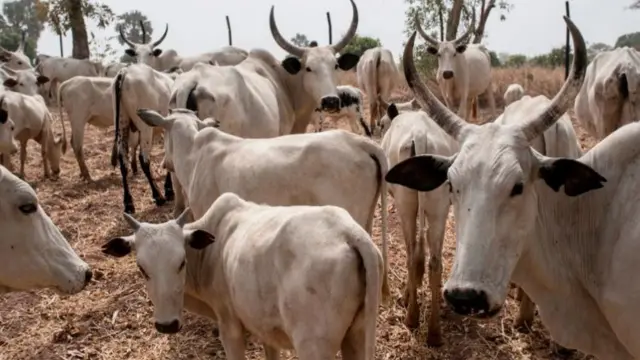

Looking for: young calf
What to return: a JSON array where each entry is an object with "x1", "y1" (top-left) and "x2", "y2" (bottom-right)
[
  {"x1": 103, "y1": 192, "x2": 382, "y2": 360},
  {"x1": 0, "y1": 92, "x2": 67, "y2": 179},
  {"x1": 313, "y1": 85, "x2": 371, "y2": 137}
]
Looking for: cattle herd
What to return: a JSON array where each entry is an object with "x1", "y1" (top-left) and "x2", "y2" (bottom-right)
[{"x1": 1, "y1": 0, "x2": 640, "y2": 359}]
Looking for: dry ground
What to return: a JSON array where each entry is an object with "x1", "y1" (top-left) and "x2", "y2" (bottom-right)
[{"x1": 0, "y1": 67, "x2": 597, "y2": 360}]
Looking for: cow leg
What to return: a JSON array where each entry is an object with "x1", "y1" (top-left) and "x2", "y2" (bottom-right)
[
  {"x1": 218, "y1": 319, "x2": 246, "y2": 360},
  {"x1": 341, "y1": 310, "x2": 366, "y2": 360},
  {"x1": 19, "y1": 141, "x2": 28, "y2": 179},
  {"x1": 172, "y1": 172, "x2": 187, "y2": 218},
  {"x1": 138, "y1": 129, "x2": 165, "y2": 207},
  {"x1": 116, "y1": 124, "x2": 135, "y2": 214},
  {"x1": 515, "y1": 289, "x2": 536, "y2": 330},
  {"x1": 487, "y1": 82, "x2": 497, "y2": 118},
  {"x1": 70, "y1": 122, "x2": 91, "y2": 180},
  {"x1": 368, "y1": 99, "x2": 378, "y2": 134},
  {"x1": 394, "y1": 189, "x2": 417, "y2": 311},
  {"x1": 457, "y1": 94, "x2": 469, "y2": 121},
  {"x1": 164, "y1": 171, "x2": 174, "y2": 201},
  {"x1": 128, "y1": 130, "x2": 139, "y2": 176},
  {"x1": 263, "y1": 345, "x2": 280, "y2": 360},
  {"x1": 39, "y1": 139, "x2": 50, "y2": 179}
]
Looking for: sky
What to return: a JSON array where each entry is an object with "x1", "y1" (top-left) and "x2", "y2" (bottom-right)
[{"x1": 35, "y1": 0, "x2": 638, "y2": 62}]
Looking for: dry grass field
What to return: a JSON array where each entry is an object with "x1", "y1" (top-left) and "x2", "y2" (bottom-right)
[{"x1": 0, "y1": 66, "x2": 597, "y2": 360}]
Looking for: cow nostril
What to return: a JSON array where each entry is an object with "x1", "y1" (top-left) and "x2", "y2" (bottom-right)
[
  {"x1": 444, "y1": 287, "x2": 490, "y2": 316},
  {"x1": 442, "y1": 71, "x2": 454, "y2": 79},
  {"x1": 155, "y1": 319, "x2": 181, "y2": 334},
  {"x1": 84, "y1": 269, "x2": 93, "y2": 284}
]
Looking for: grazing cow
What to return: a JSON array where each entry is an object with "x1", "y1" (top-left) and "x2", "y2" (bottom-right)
[
  {"x1": 503, "y1": 83, "x2": 525, "y2": 106},
  {"x1": 171, "y1": 0, "x2": 360, "y2": 137},
  {"x1": 0, "y1": 91, "x2": 67, "y2": 179},
  {"x1": 574, "y1": 47, "x2": 640, "y2": 140},
  {"x1": 356, "y1": 47, "x2": 399, "y2": 133},
  {"x1": 118, "y1": 24, "x2": 248, "y2": 72},
  {"x1": 35, "y1": 56, "x2": 104, "y2": 103},
  {"x1": 387, "y1": 18, "x2": 640, "y2": 359},
  {"x1": 415, "y1": 11, "x2": 497, "y2": 122},
  {"x1": 1, "y1": 67, "x2": 50, "y2": 97},
  {"x1": 0, "y1": 165, "x2": 92, "y2": 294},
  {"x1": 111, "y1": 64, "x2": 174, "y2": 214},
  {"x1": 136, "y1": 108, "x2": 390, "y2": 297},
  {"x1": 0, "y1": 31, "x2": 31, "y2": 70},
  {"x1": 312, "y1": 85, "x2": 371, "y2": 137},
  {"x1": 103, "y1": 193, "x2": 383, "y2": 359}
]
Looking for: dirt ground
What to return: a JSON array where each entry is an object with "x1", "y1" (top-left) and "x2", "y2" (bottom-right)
[{"x1": 0, "y1": 67, "x2": 598, "y2": 360}]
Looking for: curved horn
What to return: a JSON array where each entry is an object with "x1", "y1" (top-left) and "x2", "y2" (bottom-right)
[
  {"x1": 453, "y1": 6, "x2": 476, "y2": 46},
  {"x1": 269, "y1": 6, "x2": 305, "y2": 57},
  {"x1": 123, "y1": 213, "x2": 141, "y2": 231},
  {"x1": 175, "y1": 207, "x2": 192, "y2": 228},
  {"x1": 119, "y1": 25, "x2": 136, "y2": 48},
  {"x1": 331, "y1": 0, "x2": 359, "y2": 53},
  {"x1": 414, "y1": 14, "x2": 439, "y2": 46},
  {"x1": 139, "y1": 20, "x2": 147, "y2": 44},
  {"x1": 520, "y1": 16, "x2": 587, "y2": 141},
  {"x1": 152, "y1": 24, "x2": 169, "y2": 48},
  {"x1": 402, "y1": 31, "x2": 472, "y2": 140}
]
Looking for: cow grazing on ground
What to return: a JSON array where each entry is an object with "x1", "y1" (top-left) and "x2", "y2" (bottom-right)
[
  {"x1": 0, "y1": 165, "x2": 92, "y2": 294},
  {"x1": 136, "y1": 108, "x2": 390, "y2": 297},
  {"x1": 387, "y1": 18, "x2": 640, "y2": 359},
  {"x1": 415, "y1": 10, "x2": 496, "y2": 122},
  {"x1": 574, "y1": 47, "x2": 640, "y2": 140},
  {"x1": 1, "y1": 67, "x2": 50, "y2": 97},
  {"x1": 111, "y1": 64, "x2": 174, "y2": 214},
  {"x1": 356, "y1": 47, "x2": 400, "y2": 133},
  {"x1": 503, "y1": 83, "x2": 525, "y2": 106},
  {"x1": 171, "y1": 0, "x2": 360, "y2": 137},
  {"x1": 312, "y1": 85, "x2": 371, "y2": 137},
  {"x1": 0, "y1": 32, "x2": 31, "y2": 71},
  {"x1": 0, "y1": 91, "x2": 67, "y2": 179},
  {"x1": 118, "y1": 24, "x2": 248, "y2": 72},
  {"x1": 35, "y1": 56, "x2": 104, "y2": 104},
  {"x1": 103, "y1": 193, "x2": 383, "y2": 359}
]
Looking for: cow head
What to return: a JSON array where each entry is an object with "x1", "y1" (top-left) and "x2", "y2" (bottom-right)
[
  {"x1": 415, "y1": 9, "x2": 476, "y2": 82},
  {"x1": 0, "y1": 96, "x2": 18, "y2": 155},
  {"x1": 2, "y1": 69, "x2": 49, "y2": 96},
  {"x1": 385, "y1": 17, "x2": 600, "y2": 319},
  {"x1": 0, "y1": 165, "x2": 92, "y2": 294},
  {"x1": 270, "y1": 0, "x2": 360, "y2": 114},
  {"x1": 0, "y1": 31, "x2": 32, "y2": 70},
  {"x1": 119, "y1": 22, "x2": 169, "y2": 70},
  {"x1": 101, "y1": 209, "x2": 215, "y2": 334},
  {"x1": 377, "y1": 97, "x2": 420, "y2": 136}
]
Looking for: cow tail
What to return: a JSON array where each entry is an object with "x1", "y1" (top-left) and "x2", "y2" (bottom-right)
[
  {"x1": 56, "y1": 80, "x2": 68, "y2": 154},
  {"x1": 368, "y1": 50, "x2": 381, "y2": 125},
  {"x1": 411, "y1": 136, "x2": 429, "y2": 282},
  {"x1": 111, "y1": 71, "x2": 126, "y2": 168}
]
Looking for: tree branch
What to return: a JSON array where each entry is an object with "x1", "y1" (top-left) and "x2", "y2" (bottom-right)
[{"x1": 473, "y1": 0, "x2": 496, "y2": 44}]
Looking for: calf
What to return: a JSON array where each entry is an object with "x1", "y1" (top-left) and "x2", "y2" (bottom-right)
[
  {"x1": 0, "y1": 165, "x2": 92, "y2": 294},
  {"x1": 503, "y1": 83, "x2": 525, "y2": 106},
  {"x1": 312, "y1": 85, "x2": 371, "y2": 137},
  {"x1": 103, "y1": 192, "x2": 382, "y2": 360},
  {"x1": 0, "y1": 92, "x2": 67, "y2": 179},
  {"x1": 1, "y1": 67, "x2": 50, "y2": 97}
]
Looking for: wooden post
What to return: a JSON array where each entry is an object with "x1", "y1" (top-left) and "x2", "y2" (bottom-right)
[
  {"x1": 226, "y1": 15, "x2": 232, "y2": 46},
  {"x1": 326, "y1": 12, "x2": 333, "y2": 44},
  {"x1": 564, "y1": 1, "x2": 570, "y2": 80}
]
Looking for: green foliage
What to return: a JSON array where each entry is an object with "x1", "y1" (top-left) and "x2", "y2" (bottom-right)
[
  {"x1": 88, "y1": 31, "x2": 117, "y2": 62},
  {"x1": 290, "y1": 33, "x2": 310, "y2": 47},
  {"x1": 587, "y1": 42, "x2": 612, "y2": 61},
  {"x1": 629, "y1": 0, "x2": 640, "y2": 9},
  {"x1": 614, "y1": 32, "x2": 640, "y2": 49},
  {"x1": 0, "y1": 31, "x2": 37, "y2": 60},
  {"x1": 504, "y1": 54, "x2": 526, "y2": 68},
  {"x1": 3, "y1": 0, "x2": 44, "y2": 41},
  {"x1": 529, "y1": 46, "x2": 571, "y2": 68},
  {"x1": 489, "y1": 50, "x2": 500, "y2": 67},
  {"x1": 35, "y1": 0, "x2": 115, "y2": 35},
  {"x1": 114, "y1": 10, "x2": 153, "y2": 45},
  {"x1": 341, "y1": 34, "x2": 381, "y2": 56}
]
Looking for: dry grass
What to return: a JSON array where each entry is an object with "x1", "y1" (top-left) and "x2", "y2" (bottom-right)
[{"x1": 0, "y1": 67, "x2": 597, "y2": 360}]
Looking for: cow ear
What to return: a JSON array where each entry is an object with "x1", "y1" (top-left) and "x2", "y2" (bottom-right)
[
  {"x1": 125, "y1": 49, "x2": 136, "y2": 57},
  {"x1": 385, "y1": 154, "x2": 453, "y2": 192},
  {"x1": 337, "y1": 53, "x2": 359, "y2": 71},
  {"x1": 281, "y1": 57, "x2": 301, "y2": 74},
  {"x1": 185, "y1": 230, "x2": 215, "y2": 250},
  {"x1": 538, "y1": 157, "x2": 607, "y2": 197},
  {"x1": 36, "y1": 75, "x2": 49, "y2": 85},
  {"x1": 426, "y1": 46, "x2": 438, "y2": 55},
  {"x1": 152, "y1": 48, "x2": 163, "y2": 57},
  {"x1": 101, "y1": 236, "x2": 134, "y2": 257},
  {"x1": 3, "y1": 78, "x2": 17, "y2": 88},
  {"x1": 387, "y1": 103, "x2": 399, "y2": 120},
  {"x1": 455, "y1": 44, "x2": 467, "y2": 53},
  {"x1": 410, "y1": 98, "x2": 420, "y2": 110}
]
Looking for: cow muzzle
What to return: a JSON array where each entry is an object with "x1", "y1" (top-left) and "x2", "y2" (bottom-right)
[
  {"x1": 443, "y1": 286, "x2": 501, "y2": 319},
  {"x1": 442, "y1": 70, "x2": 454, "y2": 80},
  {"x1": 155, "y1": 319, "x2": 181, "y2": 334},
  {"x1": 320, "y1": 96, "x2": 340, "y2": 113}
]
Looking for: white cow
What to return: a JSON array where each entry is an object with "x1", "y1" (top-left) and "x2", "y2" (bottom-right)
[
  {"x1": 312, "y1": 85, "x2": 371, "y2": 137},
  {"x1": 356, "y1": 47, "x2": 399, "y2": 133},
  {"x1": 387, "y1": 18, "x2": 640, "y2": 359},
  {"x1": 1, "y1": 66, "x2": 50, "y2": 97},
  {"x1": 0, "y1": 32, "x2": 31, "y2": 70},
  {"x1": 415, "y1": 11, "x2": 496, "y2": 122},
  {"x1": 574, "y1": 47, "x2": 640, "y2": 140},
  {"x1": 0, "y1": 91, "x2": 67, "y2": 179},
  {"x1": 111, "y1": 64, "x2": 174, "y2": 214},
  {"x1": 503, "y1": 83, "x2": 525, "y2": 106},
  {"x1": 0, "y1": 165, "x2": 93, "y2": 294},
  {"x1": 35, "y1": 56, "x2": 104, "y2": 103},
  {"x1": 118, "y1": 24, "x2": 248, "y2": 72},
  {"x1": 103, "y1": 193, "x2": 383, "y2": 359},
  {"x1": 102, "y1": 62, "x2": 127, "y2": 78},
  {"x1": 135, "y1": 108, "x2": 390, "y2": 298},
  {"x1": 170, "y1": 0, "x2": 360, "y2": 136}
]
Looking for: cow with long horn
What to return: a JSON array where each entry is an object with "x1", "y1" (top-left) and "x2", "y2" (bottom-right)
[
  {"x1": 0, "y1": 30, "x2": 31, "y2": 70},
  {"x1": 415, "y1": 7, "x2": 496, "y2": 122}
]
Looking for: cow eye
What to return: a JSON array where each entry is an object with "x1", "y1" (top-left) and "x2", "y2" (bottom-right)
[
  {"x1": 138, "y1": 264, "x2": 150, "y2": 280},
  {"x1": 305, "y1": 67, "x2": 312, "y2": 72},
  {"x1": 18, "y1": 203, "x2": 37, "y2": 214},
  {"x1": 17, "y1": 61, "x2": 22, "y2": 65},
  {"x1": 178, "y1": 259, "x2": 186, "y2": 272},
  {"x1": 510, "y1": 182, "x2": 524, "y2": 197}
]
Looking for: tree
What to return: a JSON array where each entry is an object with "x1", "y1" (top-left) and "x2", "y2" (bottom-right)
[
  {"x1": 3, "y1": 0, "x2": 44, "y2": 42},
  {"x1": 341, "y1": 34, "x2": 381, "y2": 56},
  {"x1": 0, "y1": 31, "x2": 37, "y2": 60},
  {"x1": 529, "y1": 46, "x2": 571, "y2": 68},
  {"x1": 114, "y1": 10, "x2": 152, "y2": 45},
  {"x1": 35, "y1": 0, "x2": 115, "y2": 59},
  {"x1": 587, "y1": 42, "x2": 611, "y2": 61},
  {"x1": 488, "y1": 50, "x2": 500, "y2": 67},
  {"x1": 290, "y1": 33, "x2": 310, "y2": 47},
  {"x1": 614, "y1": 32, "x2": 640, "y2": 49},
  {"x1": 628, "y1": 0, "x2": 640, "y2": 9}
]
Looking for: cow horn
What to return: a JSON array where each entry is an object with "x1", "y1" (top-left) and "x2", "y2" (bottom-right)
[
  {"x1": 139, "y1": 20, "x2": 147, "y2": 44},
  {"x1": 520, "y1": 16, "x2": 587, "y2": 141},
  {"x1": 269, "y1": 6, "x2": 305, "y2": 57},
  {"x1": 123, "y1": 213, "x2": 141, "y2": 231},
  {"x1": 414, "y1": 14, "x2": 439, "y2": 46},
  {"x1": 175, "y1": 207, "x2": 192, "y2": 228},
  {"x1": 331, "y1": 0, "x2": 359, "y2": 53},
  {"x1": 453, "y1": 6, "x2": 476, "y2": 46},
  {"x1": 152, "y1": 24, "x2": 169, "y2": 48},
  {"x1": 402, "y1": 31, "x2": 473, "y2": 141},
  {"x1": 119, "y1": 25, "x2": 137, "y2": 48}
]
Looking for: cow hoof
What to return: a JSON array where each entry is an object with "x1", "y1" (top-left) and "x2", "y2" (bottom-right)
[
  {"x1": 124, "y1": 203, "x2": 136, "y2": 214},
  {"x1": 154, "y1": 197, "x2": 167, "y2": 206},
  {"x1": 404, "y1": 310, "x2": 420, "y2": 330},
  {"x1": 551, "y1": 343, "x2": 575, "y2": 358},
  {"x1": 426, "y1": 332, "x2": 443, "y2": 348}
]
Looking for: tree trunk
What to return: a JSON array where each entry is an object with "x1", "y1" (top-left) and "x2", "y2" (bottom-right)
[
  {"x1": 445, "y1": 0, "x2": 464, "y2": 41},
  {"x1": 67, "y1": 0, "x2": 89, "y2": 59},
  {"x1": 473, "y1": 0, "x2": 496, "y2": 44}
]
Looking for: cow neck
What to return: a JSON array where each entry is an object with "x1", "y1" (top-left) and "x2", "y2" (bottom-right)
[{"x1": 171, "y1": 123, "x2": 199, "y2": 193}]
